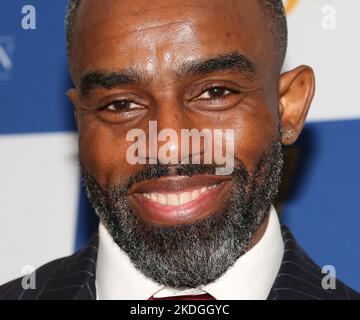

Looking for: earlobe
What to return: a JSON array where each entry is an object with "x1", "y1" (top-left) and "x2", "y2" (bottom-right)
[{"x1": 278, "y1": 65, "x2": 315, "y2": 145}]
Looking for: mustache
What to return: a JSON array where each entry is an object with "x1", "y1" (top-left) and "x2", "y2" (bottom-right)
[{"x1": 81, "y1": 162, "x2": 249, "y2": 196}]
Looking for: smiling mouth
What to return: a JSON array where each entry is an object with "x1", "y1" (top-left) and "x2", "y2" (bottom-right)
[{"x1": 127, "y1": 175, "x2": 232, "y2": 225}]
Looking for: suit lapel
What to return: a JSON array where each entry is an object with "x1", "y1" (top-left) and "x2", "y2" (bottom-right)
[
  {"x1": 35, "y1": 232, "x2": 99, "y2": 300},
  {"x1": 268, "y1": 225, "x2": 344, "y2": 300}
]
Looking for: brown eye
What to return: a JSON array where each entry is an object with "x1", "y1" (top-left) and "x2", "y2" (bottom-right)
[
  {"x1": 106, "y1": 99, "x2": 139, "y2": 111},
  {"x1": 197, "y1": 86, "x2": 233, "y2": 100},
  {"x1": 208, "y1": 86, "x2": 227, "y2": 98}
]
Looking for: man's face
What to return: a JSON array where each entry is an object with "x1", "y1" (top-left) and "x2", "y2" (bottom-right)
[{"x1": 67, "y1": 0, "x2": 314, "y2": 287}]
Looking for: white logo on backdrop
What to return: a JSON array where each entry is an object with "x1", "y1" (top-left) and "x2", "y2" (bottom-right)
[{"x1": 0, "y1": 36, "x2": 15, "y2": 80}]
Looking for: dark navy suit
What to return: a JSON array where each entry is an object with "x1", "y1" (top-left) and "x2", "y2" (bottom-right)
[{"x1": 0, "y1": 225, "x2": 359, "y2": 300}]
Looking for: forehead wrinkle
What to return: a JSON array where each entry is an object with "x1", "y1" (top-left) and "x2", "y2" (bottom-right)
[
  {"x1": 132, "y1": 20, "x2": 193, "y2": 33},
  {"x1": 124, "y1": 1, "x2": 204, "y2": 19}
]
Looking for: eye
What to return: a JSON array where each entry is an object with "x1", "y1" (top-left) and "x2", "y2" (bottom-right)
[
  {"x1": 95, "y1": 97, "x2": 147, "y2": 123},
  {"x1": 105, "y1": 99, "x2": 142, "y2": 112},
  {"x1": 196, "y1": 86, "x2": 236, "y2": 100}
]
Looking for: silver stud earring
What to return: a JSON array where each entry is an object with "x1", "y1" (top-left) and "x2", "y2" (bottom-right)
[{"x1": 282, "y1": 129, "x2": 293, "y2": 140}]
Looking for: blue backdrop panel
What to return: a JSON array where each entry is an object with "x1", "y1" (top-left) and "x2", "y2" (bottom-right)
[
  {"x1": 282, "y1": 119, "x2": 360, "y2": 291},
  {"x1": 0, "y1": 0, "x2": 75, "y2": 134}
]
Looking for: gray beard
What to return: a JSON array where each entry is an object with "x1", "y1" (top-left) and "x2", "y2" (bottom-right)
[{"x1": 81, "y1": 139, "x2": 283, "y2": 288}]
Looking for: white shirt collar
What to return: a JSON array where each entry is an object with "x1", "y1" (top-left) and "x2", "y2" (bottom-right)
[{"x1": 95, "y1": 205, "x2": 284, "y2": 300}]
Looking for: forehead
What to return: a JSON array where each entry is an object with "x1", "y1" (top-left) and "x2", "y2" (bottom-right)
[{"x1": 71, "y1": 0, "x2": 273, "y2": 83}]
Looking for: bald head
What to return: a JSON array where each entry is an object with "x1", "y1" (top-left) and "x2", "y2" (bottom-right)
[{"x1": 65, "y1": 0, "x2": 287, "y2": 70}]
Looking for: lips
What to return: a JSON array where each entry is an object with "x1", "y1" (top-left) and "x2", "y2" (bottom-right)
[
  {"x1": 142, "y1": 184, "x2": 218, "y2": 206},
  {"x1": 127, "y1": 175, "x2": 232, "y2": 225}
]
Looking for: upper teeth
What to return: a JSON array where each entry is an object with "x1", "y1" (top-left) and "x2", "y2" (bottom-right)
[{"x1": 142, "y1": 185, "x2": 218, "y2": 206}]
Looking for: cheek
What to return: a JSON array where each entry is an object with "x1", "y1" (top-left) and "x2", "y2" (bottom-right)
[
  {"x1": 231, "y1": 101, "x2": 278, "y2": 174},
  {"x1": 78, "y1": 117, "x2": 134, "y2": 188}
]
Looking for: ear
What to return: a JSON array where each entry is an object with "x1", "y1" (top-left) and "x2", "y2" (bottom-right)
[
  {"x1": 66, "y1": 88, "x2": 80, "y2": 131},
  {"x1": 278, "y1": 65, "x2": 315, "y2": 145}
]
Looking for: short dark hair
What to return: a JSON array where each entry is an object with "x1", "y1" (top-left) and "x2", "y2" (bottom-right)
[{"x1": 65, "y1": 0, "x2": 287, "y2": 67}]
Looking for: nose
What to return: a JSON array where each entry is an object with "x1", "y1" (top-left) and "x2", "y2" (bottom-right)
[{"x1": 147, "y1": 97, "x2": 205, "y2": 165}]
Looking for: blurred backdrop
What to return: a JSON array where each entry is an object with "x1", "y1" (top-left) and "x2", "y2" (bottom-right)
[{"x1": 0, "y1": 0, "x2": 359, "y2": 291}]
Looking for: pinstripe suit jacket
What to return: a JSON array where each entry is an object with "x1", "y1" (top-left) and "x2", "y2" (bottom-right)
[{"x1": 0, "y1": 225, "x2": 359, "y2": 300}]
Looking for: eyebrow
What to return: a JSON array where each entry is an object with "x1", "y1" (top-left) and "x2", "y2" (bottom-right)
[
  {"x1": 80, "y1": 69, "x2": 145, "y2": 96},
  {"x1": 176, "y1": 52, "x2": 256, "y2": 80},
  {"x1": 79, "y1": 52, "x2": 256, "y2": 96}
]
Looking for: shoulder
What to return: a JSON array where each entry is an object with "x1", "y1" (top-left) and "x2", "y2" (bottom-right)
[
  {"x1": 0, "y1": 233, "x2": 98, "y2": 300},
  {"x1": 0, "y1": 256, "x2": 69, "y2": 300},
  {"x1": 269, "y1": 225, "x2": 360, "y2": 300}
]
